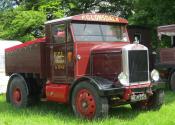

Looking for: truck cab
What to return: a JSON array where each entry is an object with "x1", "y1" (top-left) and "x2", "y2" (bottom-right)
[
  {"x1": 44, "y1": 14, "x2": 129, "y2": 84},
  {"x1": 5, "y1": 13, "x2": 164, "y2": 119}
]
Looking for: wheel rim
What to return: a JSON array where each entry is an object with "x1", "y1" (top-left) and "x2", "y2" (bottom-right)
[
  {"x1": 75, "y1": 89, "x2": 96, "y2": 119},
  {"x1": 13, "y1": 88, "x2": 22, "y2": 104}
]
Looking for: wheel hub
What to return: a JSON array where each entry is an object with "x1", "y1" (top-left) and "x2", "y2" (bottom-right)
[
  {"x1": 82, "y1": 101, "x2": 88, "y2": 108},
  {"x1": 13, "y1": 88, "x2": 21, "y2": 104}
]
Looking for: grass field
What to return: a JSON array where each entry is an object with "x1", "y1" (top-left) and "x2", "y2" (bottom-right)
[{"x1": 0, "y1": 90, "x2": 175, "y2": 125}]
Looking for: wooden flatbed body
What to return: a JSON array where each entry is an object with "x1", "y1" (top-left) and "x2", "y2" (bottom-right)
[{"x1": 5, "y1": 38, "x2": 47, "y2": 78}]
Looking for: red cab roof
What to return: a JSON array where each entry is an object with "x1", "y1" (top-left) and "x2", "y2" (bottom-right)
[{"x1": 45, "y1": 13, "x2": 128, "y2": 24}]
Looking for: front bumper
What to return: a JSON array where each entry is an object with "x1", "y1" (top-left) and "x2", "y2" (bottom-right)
[{"x1": 99, "y1": 82, "x2": 165, "y2": 97}]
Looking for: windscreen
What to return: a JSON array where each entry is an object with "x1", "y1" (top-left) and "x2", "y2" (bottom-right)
[{"x1": 72, "y1": 23, "x2": 128, "y2": 42}]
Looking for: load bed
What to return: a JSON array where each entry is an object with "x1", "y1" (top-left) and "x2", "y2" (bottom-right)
[{"x1": 5, "y1": 38, "x2": 46, "y2": 77}]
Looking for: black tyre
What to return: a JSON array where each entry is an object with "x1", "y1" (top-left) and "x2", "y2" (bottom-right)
[
  {"x1": 170, "y1": 72, "x2": 175, "y2": 91},
  {"x1": 6, "y1": 83, "x2": 11, "y2": 103},
  {"x1": 148, "y1": 89, "x2": 164, "y2": 109},
  {"x1": 9, "y1": 77, "x2": 30, "y2": 108},
  {"x1": 130, "y1": 101, "x2": 146, "y2": 110},
  {"x1": 131, "y1": 89, "x2": 164, "y2": 110},
  {"x1": 71, "y1": 81, "x2": 109, "y2": 119}
]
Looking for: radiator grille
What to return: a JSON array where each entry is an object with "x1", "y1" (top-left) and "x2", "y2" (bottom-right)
[{"x1": 128, "y1": 50, "x2": 148, "y2": 83}]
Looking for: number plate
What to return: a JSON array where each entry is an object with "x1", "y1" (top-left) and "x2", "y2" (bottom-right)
[{"x1": 131, "y1": 93, "x2": 147, "y2": 102}]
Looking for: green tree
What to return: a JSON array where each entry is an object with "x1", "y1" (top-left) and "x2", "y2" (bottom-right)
[
  {"x1": 0, "y1": 0, "x2": 64, "y2": 42},
  {"x1": 38, "y1": 0, "x2": 64, "y2": 19},
  {"x1": 0, "y1": 9, "x2": 46, "y2": 41},
  {"x1": 62, "y1": 0, "x2": 134, "y2": 18},
  {"x1": 129, "y1": 0, "x2": 175, "y2": 26},
  {"x1": 129, "y1": 0, "x2": 175, "y2": 49}
]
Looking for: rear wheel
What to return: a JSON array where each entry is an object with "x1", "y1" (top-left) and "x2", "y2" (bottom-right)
[
  {"x1": 9, "y1": 77, "x2": 29, "y2": 108},
  {"x1": 170, "y1": 72, "x2": 175, "y2": 91},
  {"x1": 71, "y1": 81, "x2": 108, "y2": 119},
  {"x1": 131, "y1": 89, "x2": 164, "y2": 110}
]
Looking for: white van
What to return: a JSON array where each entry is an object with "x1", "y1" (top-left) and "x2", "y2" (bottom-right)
[{"x1": 0, "y1": 40, "x2": 22, "y2": 94}]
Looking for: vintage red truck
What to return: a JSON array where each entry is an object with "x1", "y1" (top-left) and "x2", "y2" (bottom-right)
[{"x1": 5, "y1": 13, "x2": 164, "y2": 119}]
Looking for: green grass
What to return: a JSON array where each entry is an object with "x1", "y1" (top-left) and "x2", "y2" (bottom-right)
[{"x1": 0, "y1": 91, "x2": 175, "y2": 125}]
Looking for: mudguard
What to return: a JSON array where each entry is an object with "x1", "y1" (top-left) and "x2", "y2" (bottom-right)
[{"x1": 69, "y1": 76, "x2": 123, "y2": 99}]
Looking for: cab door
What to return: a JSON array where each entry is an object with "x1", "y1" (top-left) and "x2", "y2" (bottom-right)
[{"x1": 51, "y1": 24, "x2": 67, "y2": 83}]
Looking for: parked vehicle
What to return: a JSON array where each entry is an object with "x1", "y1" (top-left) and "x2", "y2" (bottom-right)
[
  {"x1": 5, "y1": 13, "x2": 164, "y2": 119},
  {"x1": 156, "y1": 24, "x2": 175, "y2": 90},
  {"x1": 0, "y1": 40, "x2": 21, "y2": 94},
  {"x1": 127, "y1": 25, "x2": 155, "y2": 70}
]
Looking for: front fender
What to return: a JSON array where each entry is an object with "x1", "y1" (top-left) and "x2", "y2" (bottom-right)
[{"x1": 69, "y1": 76, "x2": 117, "y2": 100}]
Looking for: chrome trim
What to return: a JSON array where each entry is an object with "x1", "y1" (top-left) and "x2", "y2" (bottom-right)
[{"x1": 121, "y1": 43, "x2": 150, "y2": 86}]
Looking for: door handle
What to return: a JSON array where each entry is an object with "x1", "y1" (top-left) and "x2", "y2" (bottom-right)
[{"x1": 76, "y1": 54, "x2": 81, "y2": 61}]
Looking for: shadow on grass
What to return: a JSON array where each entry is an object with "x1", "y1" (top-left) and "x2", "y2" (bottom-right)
[
  {"x1": 25, "y1": 101, "x2": 74, "y2": 119},
  {"x1": 108, "y1": 106, "x2": 140, "y2": 120},
  {"x1": 160, "y1": 84, "x2": 175, "y2": 105},
  {"x1": 0, "y1": 96, "x2": 75, "y2": 120},
  {"x1": 163, "y1": 89, "x2": 175, "y2": 105},
  {"x1": 0, "y1": 97, "x2": 139, "y2": 121},
  {"x1": 31, "y1": 102, "x2": 143, "y2": 121},
  {"x1": 0, "y1": 90, "x2": 175, "y2": 122}
]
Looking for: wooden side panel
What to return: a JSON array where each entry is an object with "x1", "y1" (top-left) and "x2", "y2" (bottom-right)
[
  {"x1": 160, "y1": 48, "x2": 175, "y2": 64},
  {"x1": 5, "y1": 42, "x2": 46, "y2": 77}
]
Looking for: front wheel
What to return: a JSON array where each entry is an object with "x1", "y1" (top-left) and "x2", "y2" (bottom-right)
[
  {"x1": 148, "y1": 89, "x2": 164, "y2": 109},
  {"x1": 131, "y1": 89, "x2": 164, "y2": 110},
  {"x1": 71, "y1": 81, "x2": 109, "y2": 119}
]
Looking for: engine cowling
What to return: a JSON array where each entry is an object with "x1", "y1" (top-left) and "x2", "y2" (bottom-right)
[{"x1": 91, "y1": 43, "x2": 150, "y2": 86}]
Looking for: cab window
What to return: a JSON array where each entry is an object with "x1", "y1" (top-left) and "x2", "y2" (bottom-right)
[
  {"x1": 72, "y1": 23, "x2": 128, "y2": 42},
  {"x1": 134, "y1": 33, "x2": 141, "y2": 43},
  {"x1": 52, "y1": 24, "x2": 65, "y2": 43}
]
